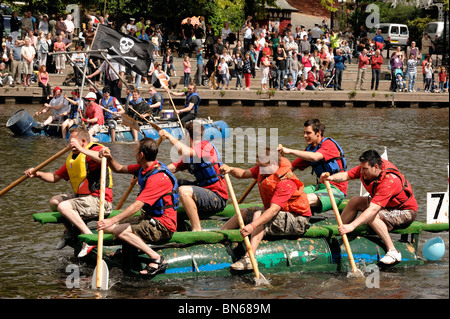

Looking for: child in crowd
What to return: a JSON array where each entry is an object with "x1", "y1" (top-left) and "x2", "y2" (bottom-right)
[
  {"x1": 286, "y1": 76, "x2": 296, "y2": 90},
  {"x1": 424, "y1": 62, "x2": 433, "y2": 93},
  {"x1": 152, "y1": 33, "x2": 160, "y2": 57},
  {"x1": 269, "y1": 61, "x2": 277, "y2": 89},
  {"x1": 318, "y1": 65, "x2": 325, "y2": 91},
  {"x1": 183, "y1": 55, "x2": 191, "y2": 88},
  {"x1": 218, "y1": 56, "x2": 230, "y2": 90},
  {"x1": 243, "y1": 52, "x2": 253, "y2": 90},
  {"x1": 438, "y1": 67, "x2": 447, "y2": 93},
  {"x1": 297, "y1": 75, "x2": 307, "y2": 91},
  {"x1": 396, "y1": 71, "x2": 406, "y2": 92}
]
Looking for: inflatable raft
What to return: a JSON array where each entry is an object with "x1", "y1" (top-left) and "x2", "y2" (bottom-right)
[
  {"x1": 6, "y1": 109, "x2": 230, "y2": 142},
  {"x1": 32, "y1": 201, "x2": 449, "y2": 281}
]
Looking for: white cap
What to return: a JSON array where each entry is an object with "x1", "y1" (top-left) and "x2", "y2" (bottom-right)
[{"x1": 85, "y1": 92, "x2": 97, "y2": 100}]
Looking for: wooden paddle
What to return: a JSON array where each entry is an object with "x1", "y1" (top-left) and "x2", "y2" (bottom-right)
[
  {"x1": 323, "y1": 172, "x2": 360, "y2": 275},
  {"x1": 92, "y1": 157, "x2": 109, "y2": 290},
  {"x1": 238, "y1": 180, "x2": 257, "y2": 204},
  {"x1": 162, "y1": 86, "x2": 185, "y2": 137},
  {"x1": 100, "y1": 106, "x2": 141, "y2": 132},
  {"x1": 224, "y1": 173, "x2": 269, "y2": 285},
  {"x1": 0, "y1": 145, "x2": 71, "y2": 198}
]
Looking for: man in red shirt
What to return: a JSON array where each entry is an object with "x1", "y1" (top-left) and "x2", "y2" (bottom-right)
[
  {"x1": 98, "y1": 138, "x2": 178, "y2": 276},
  {"x1": 159, "y1": 121, "x2": 228, "y2": 231},
  {"x1": 323, "y1": 149, "x2": 418, "y2": 265},
  {"x1": 83, "y1": 92, "x2": 104, "y2": 138},
  {"x1": 24, "y1": 127, "x2": 113, "y2": 256},
  {"x1": 355, "y1": 48, "x2": 369, "y2": 90},
  {"x1": 220, "y1": 147, "x2": 311, "y2": 270},
  {"x1": 278, "y1": 119, "x2": 347, "y2": 213}
]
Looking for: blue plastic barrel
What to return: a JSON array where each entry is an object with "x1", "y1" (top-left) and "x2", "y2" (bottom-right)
[{"x1": 6, "y1": 109, "x2": 38, "y2": 136}]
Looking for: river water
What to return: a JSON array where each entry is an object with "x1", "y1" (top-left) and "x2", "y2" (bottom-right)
[{"x1": 0, "y1": 102, "x2": 448, "y2": 302}]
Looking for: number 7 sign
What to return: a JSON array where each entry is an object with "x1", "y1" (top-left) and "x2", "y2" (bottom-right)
[{"x1": 427, "y1": 192, "x2": 449, "y2": 224}]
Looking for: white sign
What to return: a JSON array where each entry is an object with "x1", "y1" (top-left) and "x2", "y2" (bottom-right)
[{"x1": 426, "y1": 192, "x2": 449, "y2": 224}]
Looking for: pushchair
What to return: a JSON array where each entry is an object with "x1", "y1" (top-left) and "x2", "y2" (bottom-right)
[
  {"x1": 394, "y1": 68, "x2": 406, "y2": 92},
  {"x1": 62, "y1": 73, "x2": 77, "y2": 86}
]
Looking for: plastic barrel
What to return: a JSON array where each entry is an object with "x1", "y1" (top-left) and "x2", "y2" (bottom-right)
[{"x1": 6, "y1": 109, "x2": 38, "y2": 136}]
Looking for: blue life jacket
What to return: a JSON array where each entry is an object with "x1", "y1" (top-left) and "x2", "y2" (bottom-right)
[
  {"x1": 148, "y1": 92, "x2": 164, "y2": 113},
  {"x1": 136, "y1": 162, "x2": 179, "y2": 217},
  {"x1": 186, "y1": 141, "x2": 223, "y2": 187},
  {"x1": 306, "y1": 137, "x2": 347, "y2": 178},
  {"x1": 186, "y1": 92, "x2": 201, "y2": 115},
  {"x1": 68, "y1": 99, "x2": 80, "y2": 119},
  {"x1": 101, "y1": 96, "x2": 119, "y2": 120}
]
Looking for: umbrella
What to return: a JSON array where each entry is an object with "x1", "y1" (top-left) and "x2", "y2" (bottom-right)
[{"x1": 181, "y1": 16, "x2": 200, "y2": 26}]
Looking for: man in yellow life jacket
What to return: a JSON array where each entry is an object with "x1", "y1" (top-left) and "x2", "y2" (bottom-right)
[
  {"x1": 220, "y1": 147, "x2": 311, "y2": 271},
  {"x1": 24, "y1": 127, "x2": 113, "y2": 257}
]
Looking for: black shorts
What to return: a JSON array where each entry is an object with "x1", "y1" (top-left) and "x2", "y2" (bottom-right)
[{"x1": 191, "y1": 185, "x2": 227, "y2": 218}]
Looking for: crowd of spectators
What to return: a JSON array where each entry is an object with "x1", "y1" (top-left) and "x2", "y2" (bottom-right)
[{"x1": 0, "y1": 9, "x2": 448, "y2": 94}]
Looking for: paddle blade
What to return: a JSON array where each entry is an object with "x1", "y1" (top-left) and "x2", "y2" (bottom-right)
[{"x1": 92, "y1": 259, "x2": 109, "y2": 290}]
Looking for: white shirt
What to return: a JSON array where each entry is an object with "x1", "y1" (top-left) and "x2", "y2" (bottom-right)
[{"x1": 99, "y1": 60, "x2": 126, "y2": 81}]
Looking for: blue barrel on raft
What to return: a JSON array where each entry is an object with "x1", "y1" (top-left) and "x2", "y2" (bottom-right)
[{"x1": 6, "y1": 109, "x2": 38, "y2": 136}]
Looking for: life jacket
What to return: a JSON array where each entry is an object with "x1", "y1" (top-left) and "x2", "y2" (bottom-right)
[
  {"x1": 306, "y1": 137, "x2": 347, "y2": 179},
  {"x1": 257, "y1": 157, "x2": 311, "y2": 216},
  {"x1": 186, "y1": 92, "x2": 201, "y2": 115},
  {"x1": 362, "y1": 159, "x2": 414, "y2": 210},
  {"x1": 136, "y1": 162, "x2": 179, "y2": 217},
  {"x1": 148, "y1": 92, "x2": 164, "y2": 114},
  {"x1": 186, "y1": 141, "x2": 223, "y2": 187},
  {"x1": 66, "y1": 142, "x2": 113, "y2": 195},
  {"x1": 68, "y1": 98, "x2": 80, "y2": 119},
  {"x1": 101, "y1": 96, "x2": 119, "y2": 120}
]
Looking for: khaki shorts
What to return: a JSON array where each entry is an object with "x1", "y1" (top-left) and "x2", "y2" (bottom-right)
[
  {"x1": 22, "y1": 61, "x2": 34, "y2": 75},
  {"x1": 379, "y1": 208, "x2": 417, "y2": 231},
  {"x1": 88, "y1": 124, "x2": 101, "y2": 135},
  {"x1": 60, "y1": 193, "x2": 112, "y2": 220},
  {"x1": 124, "y1": 214, "x2": 174, "y2": 244},
  {"x1": 244, "y1": 206, "x2": 310, "y2": 236}
]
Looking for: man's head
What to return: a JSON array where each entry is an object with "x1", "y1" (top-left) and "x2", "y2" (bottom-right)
[
  {"x1": 358, "y1": 150, "x2": 383, "y2": 181},
  {"x1": 187, "y1": 83, "x2": 196, "y2": 95},
  {"x1": 132, "y1": 89, "x2": 140, "y2": 101},
  {"x1": 85, "y1": 91, "x2": 96, "y2": 104},
  {"x1": 148, "y1": 85, "x2": 156, "y2": 96},
  {"x1": 257, "y1": 146, "x2": 281, "y2": 175},
  {"x1": 185, "y1": 121, "x2": 204, "y2": 144},
  {"x1": 69, "y1": 127, "x2": 91, "y2": 152},
  {"x1": 136, "y1": 138, "x2": 158, "y2": 163},
  {"x1": 303, "y1": 119, "x2": 325, "y2": 147},
  {"x1": 102, "y1": 86, "x2": 111, "y2": 98}
]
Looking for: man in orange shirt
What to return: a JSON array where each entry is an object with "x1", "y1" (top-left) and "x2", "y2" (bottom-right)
[
  {"x1": 220, "y1": 147, "x2": 311, "y2": 270},
  {"x1": 355, "y1": 48, "x2": 369, "y2": 90}
]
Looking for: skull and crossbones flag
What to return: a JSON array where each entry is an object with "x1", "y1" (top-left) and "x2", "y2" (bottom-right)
[{"x1": 91, "y1": 24, "x2": 154, "y2": 76}]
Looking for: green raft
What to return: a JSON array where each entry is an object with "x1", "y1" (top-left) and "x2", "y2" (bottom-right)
[{"x1": 32, "y1": 201, "x2": 449, "y2": 280}]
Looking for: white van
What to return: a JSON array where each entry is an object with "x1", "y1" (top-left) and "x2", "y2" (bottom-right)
[
  {"x1": 424, "y1": 21, "x2": 449, "y2": 42},
  {"x1": 369, "y1": 23, "x2": 409, "y2": 50}
]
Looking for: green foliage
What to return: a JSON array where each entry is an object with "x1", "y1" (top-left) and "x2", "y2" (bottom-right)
[{"x1": 208, "y1": 0, "x2": 245, "y2": 35}]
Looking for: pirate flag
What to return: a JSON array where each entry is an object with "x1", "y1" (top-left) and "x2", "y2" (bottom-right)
[{"x1": 91, "y1": 24, "x2": 154, "y2": 76}]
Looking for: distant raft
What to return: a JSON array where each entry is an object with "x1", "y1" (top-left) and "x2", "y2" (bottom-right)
[{"x1": 7, "y1": 109, "x2": 230, "y2": 142}]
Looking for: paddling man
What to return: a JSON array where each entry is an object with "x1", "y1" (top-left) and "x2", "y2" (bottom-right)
[
  {"x1": 322, "y1": 149, "x2": 418, "y2": 265},
  {"x1": 100, "y1": 85, "x2": 124, "y2": 142},
  {"x1": 24, "y1": 127, "x2": 113, "y2": 257},
  {"x1": 278, "y1": 119, "x2": 347, "y2": 213},
  {"x1": 98, "y1": 138, "x2": 178, "y2": 276},
  {"x1": 126, "y1": 88, "x2": 150, "y2": 141},
  {"x1": 35, "y1": 86, "x2": 71, "y2": 127},
  {"x1": 159, "y1": 121, "x2": 228, "y2": 231},
  {"x1": 142, "y1": 85, "x2": 163, "y2": 118},
  {"x1": 165, "y1": 83, "x2": 200, "y2": 126},
  {"x1": 82, "y1": 92, "x2": 105, "y2": 138},
  {"x1": 220, "y1": 147, "x2": 311, "y2": 270}
]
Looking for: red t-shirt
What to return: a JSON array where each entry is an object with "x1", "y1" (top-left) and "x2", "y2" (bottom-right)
[
  {"x1": 128, "y1": 161, "x2": 177, "y2": 233},
  {"x1": 84, "y1": 102, "x2": 105, "y2": 125},
  {"x1": 347, "y1": 163, "x2": 418, "y2": 211},
  {"x1": 291, "y1": 138, "x2": 348, "y2": 195},
  {"x1": 249, "y1": 166, "x2": 298, "y2": 209},
  {"x1": 172, "y1": 140, "x2": 228, "y2": 200},
  {"x1": 55, "y1": 145, "x2": 113, "y2": 203}
]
